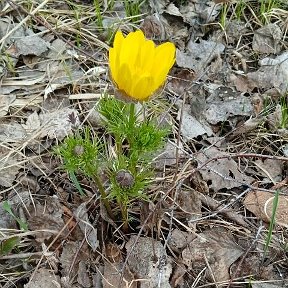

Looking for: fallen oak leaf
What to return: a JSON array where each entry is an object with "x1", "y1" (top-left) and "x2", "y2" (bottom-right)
[{"x1": 244, "y1": 190, "x2": 288, "y2": 227}]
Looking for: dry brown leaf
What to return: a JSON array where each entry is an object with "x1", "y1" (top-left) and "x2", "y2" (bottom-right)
[
  {"x1": 232, "y1": 52, "x2": 288, "y2": 94},
  {"x1": 77, "y1": 261, "x2": 92, "y2": 288},
  {"x1": 205, "y1": 91, "x2": 253, "y2": 125},
  {"x1": 165, "y1": 0, "x2": 221, "y2": 25},
  {"x1": 74, "y1": 203, "x2": 99, "y2": 252},
  {"x1": 103, "y1": 261, "x2": 136, "y2": 288},
  {"x1": 252, "y1": 23, "x2": 282, "y2": 54},
  {"x1": 0, "y1": 94, "x2": 16, "y2": 117},
  {"x1": 101, "y1": 242, "x2": 136, "y2": 287},
  {"x1": 225, "y1": 21, "x2": 248, "y2": 45},
  {"x1": 0, "y1": 17, "x2": 25, "y2": 47},
  {"x1": 226, "y1": 117, "x2": 265, "y2": 140},
  {"x1": 60, "y1": 241, "x2": 89, "y2": 282},
  {"x1": 178, "y1": 103, "x2": 213, "y2": 140},
  {"x1": 23, "y1": 108, "x2": 80, "y2": 140},
  {"x1": 254, "y1": 158, "x2": 283, "y2": 183},
  {"x1": 0, "y1": 121, "x2": 27, "y2": 143},
  {"x1": 198, "y1": 193, "x2": 249, "y2": 228},
  {"x1": 0, "y1": 147, "x2": 22, "y2": 187},
  {"x1": 182, "y1": 228, "x2": 243, "y2": 282},
  {"x1": 267, "y1": 104, "x2": 282, "y2": 130},
  {"x1": 126, "y1": 236, "x2": 172, "y2": 288},
  {"x1": 197, "y1": 147, "x2": 253, "y2": 191},
  {"x1": 15, "y1": 31, "x2": 49, "y2": 56},
  {"x1": 230, "y1": 253, "x2": 281, "y2": 281},
  {"x1": 244, "y1": 190, "x2": 288, "y2": 227},
  {"x1": 167, "y1": 69, "x2": 195, "y2": 96},
  {"x1": 168, "y1": 229, "x2": 196, "y2": 252},
  {"x1": 176, "y1": 189, "x2": 202, "y2": 229},
  {"x1": 24, "y1": 268, "x2": 60, "y2": 288},
  {"x1": 105, "y1": 243, "x2": 122, "y2": 263},
  {"x1": 140, "y1": 15, "x2": 166, "y2": 39},
  {"x1": 18, "y1": 175, "x2": 40, "y2": 193},
  {"x1": 176, "y1": 40, "x2": 225, "y2": 73},
  {"x1": 170, "y1": 262, "x2": 186, "y2": 287},
  {"x1": 27, "y1": 198, "x2": 66, "y2": 242},
  {"x1": 154, "y1": 141, "x2": 184, "y2": 168}
]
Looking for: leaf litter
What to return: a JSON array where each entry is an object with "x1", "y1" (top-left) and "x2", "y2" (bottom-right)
[{"x1": 0, "y1": 0, "x2": 288, "y2": 287}]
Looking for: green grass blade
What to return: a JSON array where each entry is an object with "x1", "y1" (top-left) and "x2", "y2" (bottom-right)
[
  {"x1": 69, "y1": 171, "x2": 85, "y2": 196},
  {"x1": 264, "y1": 190, "x2": 279, "y2": 255},
  {"x1": 0, "y1": 237, "x2": 20, "y2": 256},
  {"x1": 2, "y1": 201, "x2": 28, "y2": 231}
]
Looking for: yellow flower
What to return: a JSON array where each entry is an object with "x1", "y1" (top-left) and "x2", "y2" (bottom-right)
[{"x1": 109, "y1": 30, "x2": 176, "y2": 101}]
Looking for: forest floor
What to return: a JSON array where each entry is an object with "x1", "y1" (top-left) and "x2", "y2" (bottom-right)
[{"x1": 0, "y1": 0, "x2": 288, "y2": 287}]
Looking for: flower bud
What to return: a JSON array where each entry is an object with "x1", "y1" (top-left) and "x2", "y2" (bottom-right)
[
  {"x1": 73, "y1": 145, "x2": 84, "y2": 156},
  {"x1": 115, "y1": 170, "x2": 135, "y2": 188}
]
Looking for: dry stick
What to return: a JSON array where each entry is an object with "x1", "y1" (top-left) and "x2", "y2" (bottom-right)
[
  {"x1": 188, "y1": 187, "x2": 252, "y2": 227},
  {"x1": 158, "y1": 180, "x2": 184, "y2": 287},
  {"x1": 198, "y1": 192, "x2": 250, "y2": 228},
  {"x1": 204, "y1": 253, "x2": 219, "y2": 288},
  {"x1": 173, "y1": 92, "x2": 187, "y2": 182},
  {"x1": 0, "y1": 251, "x2": 52, "y2": 260},
  {"x1": 68, "y1": 236, "x2": 87, "y2": 279},
  {"x1": 195, "y1": 153, "x2": 288, "y2": 174}
]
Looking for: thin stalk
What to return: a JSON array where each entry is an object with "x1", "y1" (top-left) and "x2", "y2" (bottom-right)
[
  {"x1": 128, "y1": 102, "x2": 138, "y2": 172},
  {"x1": 264, "y1": 190, "x2": 279, "y2": 256},
  {"x1": 129, "y1": 102, "x2": 135, "y2": 129},
  {"x1": 115, "y1": 134, "x2": 122, "y2": 155},
  {"x1": 91, "y1": 174, "x2": 114, "y2": 220},
  {"x1": 119, "y1": 200, "x2": 128, "y2": 232}
]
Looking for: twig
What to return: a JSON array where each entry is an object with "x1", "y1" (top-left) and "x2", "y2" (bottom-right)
[
  {"x1": 199, "y1": 192, "x2": 250, "y2": 228},
  {"x1": 0, "y1": 251, "x2": 52, "y2": 260},
  {"x1": 194, "y1": 153, "x2": 288, "y2": 175},
  {"x1": 190, "y1": 187, "x2": 251, "y2": 226}
]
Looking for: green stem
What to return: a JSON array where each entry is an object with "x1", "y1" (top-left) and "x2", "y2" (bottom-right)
[
  {"x1": 115, "y1": 134, "x2": 122, "y2": 155},
  {"x1": 129, "y1": 102, "x2": 135, "y2": 130},
  {"x1": 128, "y1": 102, "x2": 137, "y2": 172},
  {"x1": 119, "y1": 200, "x2": 128, "y2": 232},
  {"x1": 92, "y1": 174, "x2": 114, "y2": 220}
]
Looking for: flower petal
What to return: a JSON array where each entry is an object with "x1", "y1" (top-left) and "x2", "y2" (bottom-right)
[
  {"x1": 132, "y1": 76, "x2": 154, "y2": 101},
  {"x1": 109, "y1": 47, "x2": 117, "y2": 82},
  {"x1": 113, "y1": 30, "x2": 124, "y2": 49},
  {"x1": 117, "y1": 63, "x2": 132, "y2": 96},
  {"x1": 120, "y1": 30, "x2": 145, "y2": 72},
  {"x1": 109, "y1": 31, "x2": 125, "y2": 83},
  {"x1": 140, "y1": 39, "x2": 155, "y2": 74},
  {"x1": 109, "y1": 29, "x2": 175, "y2": 101},
  {"x1": 153, "y1": 42, "x2": 175, "y2": 73},
  {"x1": 151, "y1": 42, "x2": 176, "y2": 90}
]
